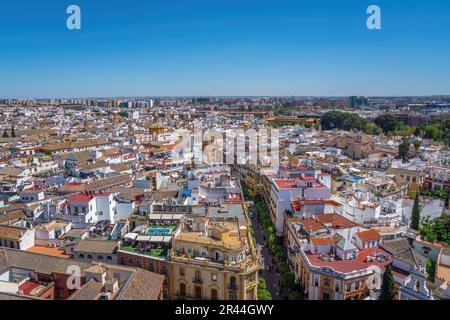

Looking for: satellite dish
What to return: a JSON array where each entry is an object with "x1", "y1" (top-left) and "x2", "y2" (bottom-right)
[{"x1": 366, "y1": 272, "x2": 380, "y2": 290}]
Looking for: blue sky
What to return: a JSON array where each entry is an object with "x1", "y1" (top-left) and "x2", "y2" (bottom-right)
[{"x1": 0, "y1": 0, "x2": 449, "y2": 98}]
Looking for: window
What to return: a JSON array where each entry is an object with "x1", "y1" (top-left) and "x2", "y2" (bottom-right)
[
  {"x1": 179, "y1": 283, "x2": 186, "y2": 297},
  {"x1": 161, "y1": 266, "x2": 167, "y2": 275},
  {"x1": 415, "y1": 281, "x2": 420, "y2": 293},
  {"x1": 97, "y1": 255, "x2": 103, "y2": 260},
  {"x1": 335, "y1": 283, "x2": 340, "y2": 293},
  {"x1": 195, "y1": 286, "x2": 202, "y2": 299},
  {"x1": 229, "y1": 276, "x2": 237, "y2": 290},
  {"x1": 180, "y1": 268, "x2": 185, "y2": 277},
  {"x1": 137, "y1": 260, "x2": 141, "y2": 268},
  {"x1": 354, "y1": 281, "x2": 360, "y2": 290},
  {"x1": 229, "y1": 292, "x2": 238, "y2": 300},
  {"x1": 56, "y1": 288, "x2": 65, "y2": 298},
  {"x1": 149, "y1": 263, "x2": 154, "y2": 272},
  {"x1": 87, "y1": 254, "x2": 93, "y2": 259},
  {"x1": 211, "y1": 288, "x2": 218, "y2": 300},
  {"x1": 211, "y1": 274, "x2": 217, "y2": 282},
  {"x1": 79, "y1": 254, "x2": 85, "y2": 259},
  {"x1": 314, "y1": 277, "x2": 319, "y2": 287},
  {"x1": 107, "y1": 256, "x2": 112, "y2": 261}
]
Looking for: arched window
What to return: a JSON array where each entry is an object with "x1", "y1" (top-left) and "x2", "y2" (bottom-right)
[
  {"x1": 161, "y1": 266, "x2": 167, "y2": 275},
  {"x1": 79, "y1": 254, "x2": 85, "y2": 259},
  {"x1": 87, "y1": 254, "x2": 93, "y2": 259},
  {"x1": 97, "y1": 255, "x2": 103, "y2": 260},
  {"x1": 107, "y1": 256, "x2": 113, "y2": 261}
]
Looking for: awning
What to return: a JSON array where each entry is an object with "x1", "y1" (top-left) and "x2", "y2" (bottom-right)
[{"x1": 124, "y1": 232, "x2": 139, "y2": 240}]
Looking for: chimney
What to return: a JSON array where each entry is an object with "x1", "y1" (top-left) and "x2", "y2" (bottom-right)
[{"x1": 105, "y1": 278, "x2": 119, "y2": 294}]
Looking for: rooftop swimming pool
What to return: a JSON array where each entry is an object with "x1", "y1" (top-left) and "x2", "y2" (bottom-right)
[{"x1": 144, "y1": 228, "x2": 173, "y2": 235}]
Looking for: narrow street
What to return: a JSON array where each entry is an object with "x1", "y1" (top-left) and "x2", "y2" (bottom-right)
[{"x1": 248, "y1": 204, "x2": 284, "y2": 300}]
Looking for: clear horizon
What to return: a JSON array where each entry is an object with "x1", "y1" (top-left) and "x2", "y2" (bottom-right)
[
  {"x1": 1, "y1": 0, "x2": 450, "y2": 98},
  {"x1": 3, "y1": 95, "x2": 450, "y2": 101}
]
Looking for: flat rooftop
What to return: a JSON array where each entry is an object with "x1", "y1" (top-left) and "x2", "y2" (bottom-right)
[
  {"x1": 304, "y1": 247, "x2": 392, "y2": 274},
  {"x1": 208, "y1": 203, "x2": 246, "y2": 221}
]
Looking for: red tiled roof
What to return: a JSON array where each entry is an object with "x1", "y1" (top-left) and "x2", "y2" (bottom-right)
[
  {"x1": 291, "y1": 200, "x2": 301, "y2": 211},
  {"x1": 18, "y1": 281, "x2": 41, "y2": 296},
  {"x1": 323, "y1": 199, "x2": 343, "y2": 206},
  {"x1": 357, "y1": 229, "x2": 382, "y2": 241},
  {"x1": 300, "y1": 218, "x2": 325, "y2": 233},
  {"x1": 317, "y1": 213, "x2": 359, "y2": 229},
  {"x1": 310, "y1": 237, "x2": 334, "y2": 246},
  {"x1": 68, "y1": 193, "x2": 110, "y2": 203},
  {"x1": 280, "y1": 165, "x2": 308, "y2": 171}
]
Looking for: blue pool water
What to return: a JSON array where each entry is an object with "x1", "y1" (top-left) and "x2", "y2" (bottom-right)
[
  {"x1": 349, "y1": 176, "x2": 363, "y2": 182},
  {"x1": 144, "y1": 228, "x2": 172, "y2": 235}
]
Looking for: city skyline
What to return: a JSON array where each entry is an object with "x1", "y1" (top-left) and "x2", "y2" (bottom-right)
[{"x1": 1, "y1": 0, "x2": 450, "y2": 98}]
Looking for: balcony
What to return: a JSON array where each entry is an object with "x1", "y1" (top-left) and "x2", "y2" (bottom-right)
[{"x1": 192, "y1": 277, "x2": 203, "y2": 284}]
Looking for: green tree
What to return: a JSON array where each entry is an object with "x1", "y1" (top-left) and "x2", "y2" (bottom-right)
[
  {"x1": 413, "y1": 139, "x2": 421, "y2": 151},
  {"x1": 432, "y1": 187, "x2": 448, "y2": 201},
  {"x1": 424, "y1": 125, "x2": 441, "y2": 141},
  {"x1": 374, "y1": 114, "x2": 401, "y2": 134},
  {"x1": 257, "y1": 277, "x2": 272, "y2": 300},
  {"x1": 414, "y1": 126, "x2": 423, "y2": 137},
  {"x1": 313, "y1": 121, "x2": 321, "y2": 131},
  {"x1": 398, "y1": 138, "x2": 411, "y2": 162},
  {"x1": 289, "y1": 291, "x2": 304, "y2": 300},
  {"x1": 281, "y1": 272, "x2": 296, "y2": 290},
  {"x1": 379, "y1": 264, "x2": 397, "y2": 300},
  {"x1": 426, "y1": 259, "x2": 436, "y2": 282},
  {"x1": 411, "y1": 191, "x2": 421, "y2": 230},
  {"x1": 2, "y1": 131, "x2": 8, "y2": 138},
  {"x1": 420, "y1": 214, "x2": 450, "y2": 246},
  {"x1": 10, "y1": 125, "x2": 16, "y2": 138},
  {"x1": 364, "y1": 123, "x2": 383, "y2": 135},
  {"x1": 321, "y1": 111, "x2": 366, "y2": 131},
  {"x1": 274, "y1": 102, "x2": 287, "y2": 116}
]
